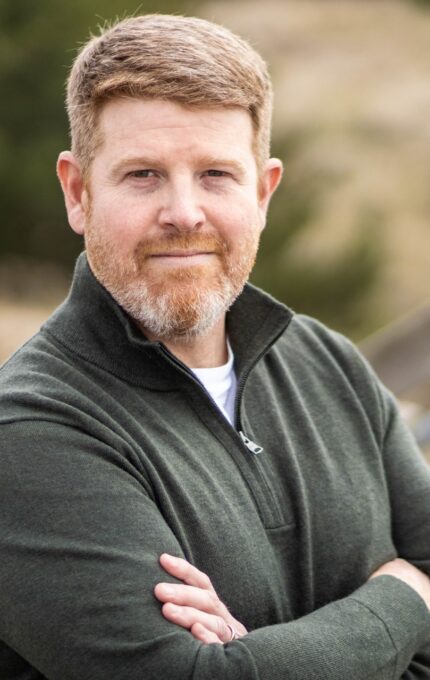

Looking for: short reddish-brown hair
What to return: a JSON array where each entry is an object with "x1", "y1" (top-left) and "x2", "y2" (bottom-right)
[{"x1": 66, "y1": 14, "x2": 273, "y2": 176}]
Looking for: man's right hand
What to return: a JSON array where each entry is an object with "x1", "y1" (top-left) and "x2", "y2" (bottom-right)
[
  {"x1": 155, "y1": 554, "x2": 248, "y2": 644},
  {"x1": 370, "y1": 558, "x2": 430, "y2": 609}
]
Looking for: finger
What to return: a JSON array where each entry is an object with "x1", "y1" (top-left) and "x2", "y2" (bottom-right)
[
  {"x1": 160, "y1": 554, "x2": 215, "y2": 592},
  {"x1": 155, "y1": 582, "x2": 226, "y2": 617},
  {"x1": 154, "y1": 582, "x2": 226, "y2": 617},
  {"x1": 161, "y1": 602, "x2": 229, "y2": 640},
  {"x1": 191, "y1": 622, "x2": 223, "y2": 645}
]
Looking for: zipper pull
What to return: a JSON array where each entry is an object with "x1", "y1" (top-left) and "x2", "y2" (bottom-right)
[{"x1": 239, "y1": 431, "x2": 264, "y2": 455}]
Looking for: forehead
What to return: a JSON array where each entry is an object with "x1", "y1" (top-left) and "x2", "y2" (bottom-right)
[{"x1": 95, "y1": 98, "x2": 255, "y2": 163}]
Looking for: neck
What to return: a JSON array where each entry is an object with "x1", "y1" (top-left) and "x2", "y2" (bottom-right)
[{"x1": 141, "y1": 316, "x2": 228, "y2": 368}]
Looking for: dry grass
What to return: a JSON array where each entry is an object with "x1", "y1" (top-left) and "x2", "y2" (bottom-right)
[
  {"x1": 0, "y1": 257, "x2": 68, "y2": 364},
  {"x1": 0, "y1": 301, "x2": 59, "y2": 365}
]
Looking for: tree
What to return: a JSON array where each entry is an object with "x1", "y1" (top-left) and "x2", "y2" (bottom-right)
[
  {"x1": 0, "y1": 0, "x2": 199, "y2": 265},
  {"x1": 0, "y1": 1, "x2": 383, "y2": 336},
  {"x1": 251, "y1": 133, "x2": 383, "y2": 337}
]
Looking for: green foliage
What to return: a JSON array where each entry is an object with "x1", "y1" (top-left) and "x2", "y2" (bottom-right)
[
  {"x1": 0, "y1": 0, "x2": 199, "y2": 265},
  {"x1": 251, "y1": 134, "x2": 384, "y2": 337}
]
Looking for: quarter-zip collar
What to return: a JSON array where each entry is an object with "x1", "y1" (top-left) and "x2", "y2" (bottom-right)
[{"x1": 43, "y1": 253, "x2": 293, "y2": 389}]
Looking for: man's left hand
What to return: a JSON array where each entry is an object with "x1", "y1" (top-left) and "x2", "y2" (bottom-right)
[{"x1": 154, "y1": 553, "x2": 247, "y2": 644}]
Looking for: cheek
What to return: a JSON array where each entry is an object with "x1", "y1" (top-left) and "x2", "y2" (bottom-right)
[
  {"x1": 90, "y1": 198, "x2": 151, "y2": 243},
  {"x1": 207, "y1": 185, "x2": 259, "y2": 219},
  {"x1": 219, "y1": 202, "x2": 262, "y2": 242}
]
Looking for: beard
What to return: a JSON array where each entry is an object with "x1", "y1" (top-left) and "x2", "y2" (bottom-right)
[{"x1": 84, "y1": 225, "x2": 260, "y2": 342}]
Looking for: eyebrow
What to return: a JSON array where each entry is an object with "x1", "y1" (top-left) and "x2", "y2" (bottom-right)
[
  {"x1": 109, "y1": 155, "x2": 248, "y2": 178},
  {"x1": 109, "y1": 157, "x2": 159, "y2": 179},
  {"x1": 197, "y1": 156, "x2": 248, "y2": 174}
]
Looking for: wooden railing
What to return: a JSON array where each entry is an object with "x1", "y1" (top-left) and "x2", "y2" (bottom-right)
[{"x1": 359, "y1": 301, "x2": 430, "y2": 460}]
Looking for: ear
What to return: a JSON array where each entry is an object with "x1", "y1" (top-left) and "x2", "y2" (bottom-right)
[
  {"x1": 258, "y1": 158, "x2": 283, "y2": 227},
  {"x1": 56, "y1": 151, "x2": 89, "y2": 235}
]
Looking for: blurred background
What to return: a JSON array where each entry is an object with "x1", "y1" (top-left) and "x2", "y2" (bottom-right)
[{"x1": 1, "y1": 0, "x2": 430, "y2": 455}]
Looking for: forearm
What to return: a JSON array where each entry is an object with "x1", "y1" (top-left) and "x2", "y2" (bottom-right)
[
  {"x1": 239, "y1": 577, "x2": 429, "y2": 680},
  {"x1": 1, "y1": 422, "x2": 429, "y2": 680},
  {"x1": 3, "y1": 537, "x2": 428, "y2": 680},
  {"x1": 158, "y1": 555, "x2": 430, "y2": 680},
  {"x1": 163, "y1": 575, "x2": 430, "y2": 680}
]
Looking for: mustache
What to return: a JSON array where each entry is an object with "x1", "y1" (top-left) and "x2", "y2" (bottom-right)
[{"x1": 133, "y1": 233, "x2": 228, "y2": 258}]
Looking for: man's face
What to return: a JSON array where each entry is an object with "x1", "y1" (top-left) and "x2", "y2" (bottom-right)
[{"x1": 68, "y1": 99, "x2": 281, "y2": 340}]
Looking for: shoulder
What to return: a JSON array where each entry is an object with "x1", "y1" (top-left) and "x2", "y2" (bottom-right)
[
  {"x1": 283, "y1": 313, "x2": 377, "y2": 380},
  {"x1": 0, "y1": 327, "x2": 101, "y2": 427},
  {"x1": 288, "y1": 312, "x2": 357, "y2": 351},
  {"x1": 272, "y1": 312, "x2": 395, "y2": 436}
]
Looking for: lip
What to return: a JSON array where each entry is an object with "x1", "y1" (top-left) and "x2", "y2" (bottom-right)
[{"x1": 150, "y1": 250, "x2": 212, "y2": 257}]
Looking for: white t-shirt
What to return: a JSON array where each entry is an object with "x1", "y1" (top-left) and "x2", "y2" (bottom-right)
[{"x1": 190, "y1": 340, "x2": 237, "y2": 426}]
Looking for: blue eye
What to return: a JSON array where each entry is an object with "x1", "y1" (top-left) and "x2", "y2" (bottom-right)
[
  {"x1": 206, "y1": 170, "x2": 227, "y2": 177},
  {"x1": 129, "y1": 170, "x2": 156, "y2": 178}
]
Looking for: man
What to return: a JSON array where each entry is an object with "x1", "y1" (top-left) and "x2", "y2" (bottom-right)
[{"x1": 0, "y1": 13, "x2": 429, "y2": 679}]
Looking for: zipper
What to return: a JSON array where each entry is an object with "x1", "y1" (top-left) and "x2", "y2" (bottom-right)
[
  {"x1": 155, "y1": 337, "x2": 288, "y2": 527},
  {"x1": 155, "y1": 343, "x2": 263, "y2": 456},
  {"x1": 155, "y1": 311, "x2": 292, "y2": 459},
  {"x1": 239, "y1": 431, "x2": 263, "y2": 455},
  {"x1": 233, "y1": 318, "x2": 292, "y2": 432}
]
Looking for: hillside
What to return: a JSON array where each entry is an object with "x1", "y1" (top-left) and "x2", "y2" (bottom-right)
[
  {"x1": 2, "y1": 0, "x2": 430, "y2": 358},
  {"x1": 203, "y1": 0, "x2": 430, "y2": 327}
]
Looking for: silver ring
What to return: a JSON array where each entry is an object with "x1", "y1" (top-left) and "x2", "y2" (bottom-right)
[{"x1": 226, "y1": 623, "x2": 239, "y2": 641}]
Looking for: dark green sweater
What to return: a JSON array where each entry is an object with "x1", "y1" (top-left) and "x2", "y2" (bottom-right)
[{"x1": 0, "y1": 254, "x2": 429, "y2": 679}]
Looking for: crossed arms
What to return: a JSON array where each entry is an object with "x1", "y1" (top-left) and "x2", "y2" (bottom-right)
[
  {"x1": 0, "y1": 417, "x2": 429, "y2": 679},
  {"x1": 155, "y1": 554, "x2": 430, "y2": 646}
]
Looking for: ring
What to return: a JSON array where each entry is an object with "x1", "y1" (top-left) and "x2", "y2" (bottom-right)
[{"x1": 226, "y1": 623, "x2": 240, "y2": 641}]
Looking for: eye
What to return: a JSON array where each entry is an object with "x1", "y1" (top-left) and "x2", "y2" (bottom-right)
[
  {"x1": 128, "y1": 169, "x2": 157, "y2": 179},
  {"x1": 204, "y1": 170, "x2": 230, "y2": 178}
]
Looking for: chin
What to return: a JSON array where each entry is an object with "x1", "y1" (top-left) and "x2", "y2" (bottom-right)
[{"x1": 109, "y1": 273, "x2": 242, "y2": 342}]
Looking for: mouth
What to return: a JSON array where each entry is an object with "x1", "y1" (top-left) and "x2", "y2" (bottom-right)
[
  {"x1": 148, "y1": 250, "x2": 216, "y2": 266},
  {"x1": 150, "y1": 250, "x2": 213, "y2": 258}
]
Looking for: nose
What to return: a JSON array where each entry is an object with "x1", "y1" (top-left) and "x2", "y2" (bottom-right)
[{"x1": 158, "y1": 179, "x2": 206, "y2": 232}]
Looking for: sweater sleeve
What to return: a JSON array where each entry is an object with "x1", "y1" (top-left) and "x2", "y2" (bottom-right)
[
  {"x1": 0, "y1": 420, "x2": 428, "y2": 680},
  {"x1": 380, "y1": 387, "x2": 430, "y2": 577},
  {"x1": 379, "y1": 386, "x2": 430, "y2": 678},
  {"x1": 317, "y1": 324, "x2": 430, "y2": 678}
]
